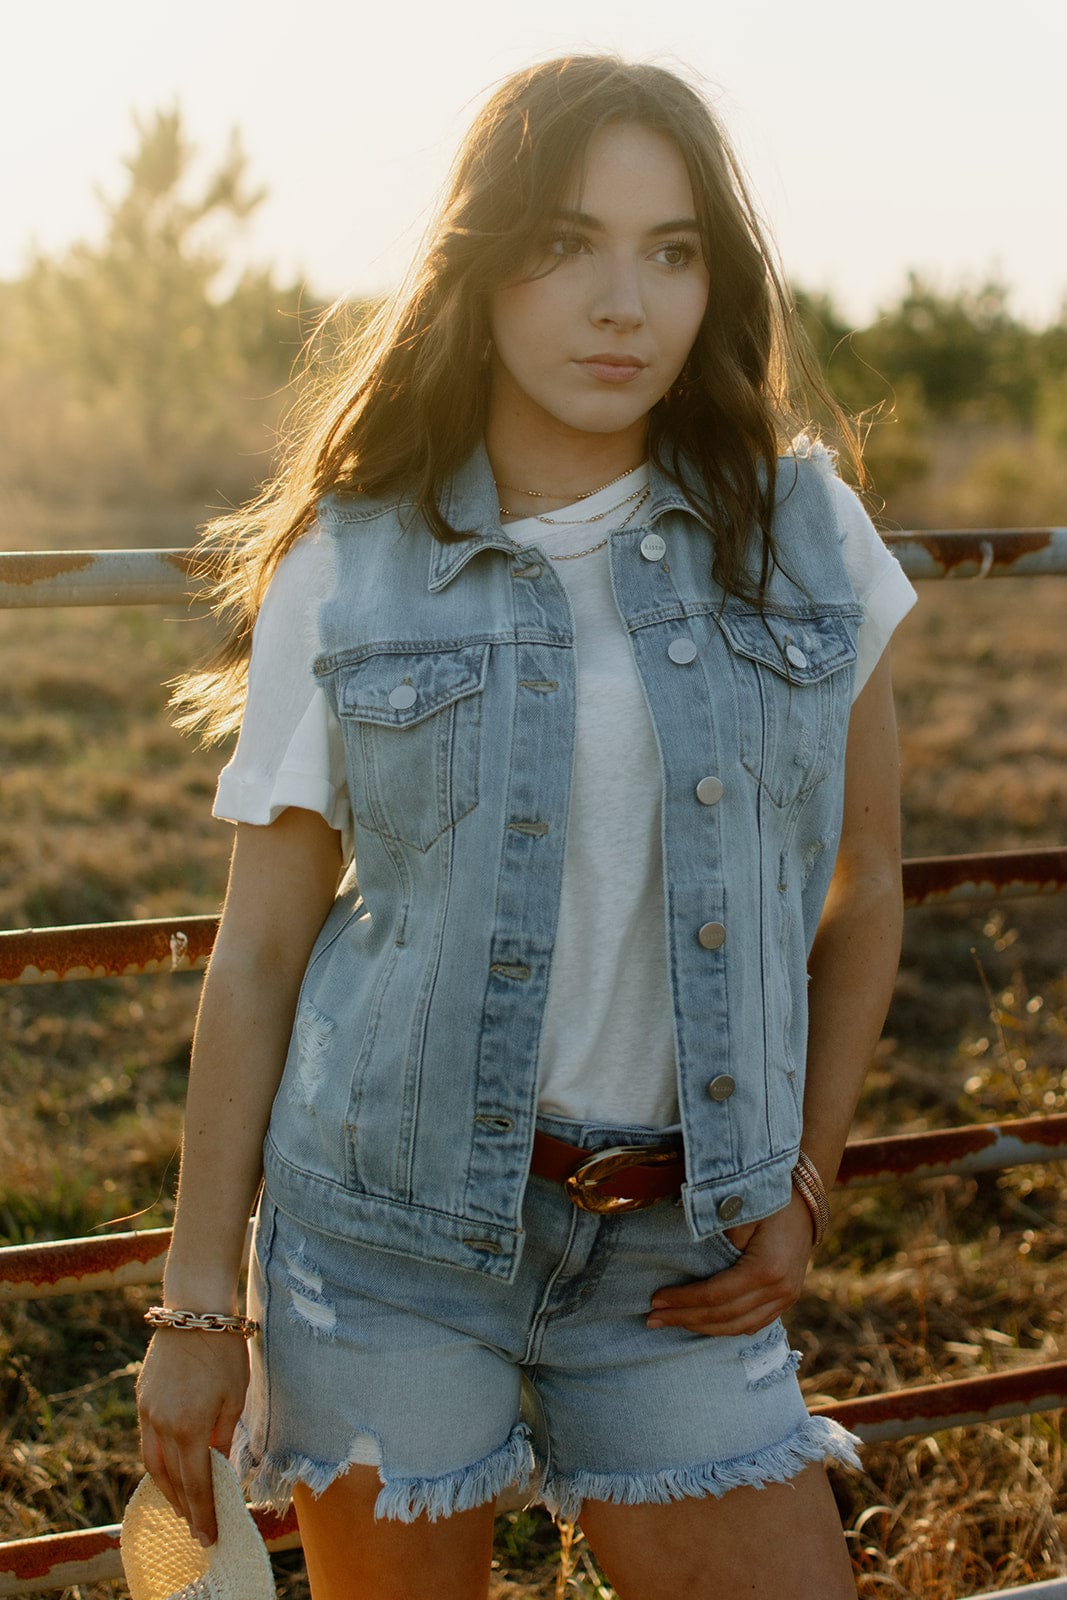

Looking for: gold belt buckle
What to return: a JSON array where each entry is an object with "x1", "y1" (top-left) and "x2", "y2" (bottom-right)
[{"x1": 564, "y1": 1144, "x2": 679, "y2": 1214}]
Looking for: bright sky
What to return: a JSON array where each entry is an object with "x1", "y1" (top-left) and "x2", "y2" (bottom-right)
[{"x1": 6, "y1": 0, "x2": 1065, "y2": 327}]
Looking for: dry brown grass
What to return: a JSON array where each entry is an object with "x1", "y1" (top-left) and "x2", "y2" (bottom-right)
[{"x1": 1, "y1": 480, "x2": 1065, "y2": 1597}]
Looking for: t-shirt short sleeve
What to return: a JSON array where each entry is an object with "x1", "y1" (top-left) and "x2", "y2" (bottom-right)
[
  {"x1": 212, "y1": 529, "x2": 353, "y2": 854},
  {"x1": 830, "y1": 475, "x2": 917, "y2": 699}
]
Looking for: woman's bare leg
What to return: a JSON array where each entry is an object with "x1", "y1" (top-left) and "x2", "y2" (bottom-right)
[
  {"x1": 293, "y1": 1466, "x2": 497, "y2": 1600},
  {"x1": 577, "y1": 1463, "x2": 856, "y2": 1600}
]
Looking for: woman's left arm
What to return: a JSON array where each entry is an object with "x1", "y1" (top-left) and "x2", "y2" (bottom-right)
[{"x1": 648, "y1": 651, "x2": 903, "y2": 1336}]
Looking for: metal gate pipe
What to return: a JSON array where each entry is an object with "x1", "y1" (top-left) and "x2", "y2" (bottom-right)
[
  {"x1": 886, "y1": 527, "x2": 1067, "y2": 579},
  {"x1": 0, "y1": 549, "x2": 196, "y2": 608},
  {"x1": 838, "y1": 1115, "x2": 1067, "y2": 1186},
  {"x1": 814, "y1": 1361, "x2": 1067, "y2": 1442},
  {"x1": 0, "y1": 914, "x2": 219, "y2": 985},
  {"x1": 1, "y1": 846, "x2": 1063, "y2": 990},
  {"x1": 0, "y1": 1507, "x2": 300, "y2": 1597}
]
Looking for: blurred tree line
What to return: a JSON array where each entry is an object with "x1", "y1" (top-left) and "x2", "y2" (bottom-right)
[
  {"x1": 2, "y1": 108, "x2": 1065, "y2": 523},
  {"x1": 0, "y1": 108, "x2": 334, "y2": 507}
]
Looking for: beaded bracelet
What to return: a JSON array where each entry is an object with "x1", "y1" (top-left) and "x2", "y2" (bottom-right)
[
  {"x1": 790, "y1": 1150, "x2": 831, "y2": 1249},
  {"x1": 144, "y1": 1306, "x2": 260, "y2": 1338}
]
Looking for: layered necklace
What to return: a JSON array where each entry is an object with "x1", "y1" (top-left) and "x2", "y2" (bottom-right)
[
  {"x1": 498, "y1": 464, "x2": 650, "y2": 560},
  {"x1": 546, "y1": 486, "x2": 651, "y2": 560},
  {"x1": 496, "y1": 463, "x2": 640, "y2": 522}
]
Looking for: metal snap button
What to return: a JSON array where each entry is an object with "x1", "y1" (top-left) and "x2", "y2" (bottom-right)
[
  {"x1": 667, "y1": 638, "x2": 697, "y2": 664},
  {"x1": 640, "y1": 533, "x2": 666, "y2": 562},
  {"x1": 717, "y1": 1194, "x2": 744, "y2": 1222},
  {"x1": 706, "y1": 1074, "x2": 736, "y2": 1101},
  {"x1": 785, "y1": 643, "x2": 808, "y2": 669},
  {"x1": 388, "y1": 684, "x2": 417, "y2": 710},
  {"x1": 695, "y1": 776, "x2": 724, "y2": 806},
  {"x1": 697, "y1": 921, "x2": 726, "y2": 950}
]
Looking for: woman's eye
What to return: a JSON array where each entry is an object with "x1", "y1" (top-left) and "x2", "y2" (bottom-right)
[
  {"x1": 548, "y1": 234, "x2": 587, "y2": 258},
  {"x1": 656, "y1": 240, "x2": 700, "y2": 269}
]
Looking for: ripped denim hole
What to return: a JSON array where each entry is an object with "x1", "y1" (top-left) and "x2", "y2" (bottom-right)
[
  {"x1": 284, "y1": 1245, "x2": 338, "y2": 1338},
  {"x1": 739, "y1": 1323, "x2": 802, "y2": 1391},
  {"x1": 233, "y1": 1422, "x2": 384, "y2": 1513}
]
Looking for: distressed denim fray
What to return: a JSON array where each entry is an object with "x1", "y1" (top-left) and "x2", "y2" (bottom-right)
[{"x1": 235, "y1": 1116, "x2": 861, "y2": 1523}]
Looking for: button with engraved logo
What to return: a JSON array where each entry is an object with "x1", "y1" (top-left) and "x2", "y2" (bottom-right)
[
  {"x1": 696, "y1": 776, "x2": 724, "y2": 806},
  {"x1": 717, "y1": 1195, "x2": 744, "y2": 1222},
  {"x1": 706, "y1": 1075, "x2": 736, "y2": 1101},
  {"x1": 697, "y1": 922, "x2": 726, "y2": 950},
  {"x1": 640, "y1": 533, "x2": 666, "y2": 562},
  {"x1": 785, "y1": 643, "x2": 808, "y2": 669},
  {"x1": 667, "y1": 638, "x2": 697, "y2": 664},
  {"x1": 389, "y1": 685, "x2": 418, "y2": 710}
]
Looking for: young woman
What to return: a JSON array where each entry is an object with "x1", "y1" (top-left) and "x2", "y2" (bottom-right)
[{"x1": 136, "y1": 55, "x2": 915, "y2": 1600}]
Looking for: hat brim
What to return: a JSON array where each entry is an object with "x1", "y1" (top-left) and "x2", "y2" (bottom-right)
[{"x1": 121, "y1": 1449, "x2": 276, "y2": 1600}]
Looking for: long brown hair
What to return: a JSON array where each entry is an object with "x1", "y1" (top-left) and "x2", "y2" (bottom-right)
[{"x1": 175, "y1": 55, "x2": 862, "y2": 742}]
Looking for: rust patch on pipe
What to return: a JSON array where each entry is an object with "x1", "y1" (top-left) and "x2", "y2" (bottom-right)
[
  {"x1": 905, "y1": 529, "x2": 1052, "y2": 575},
  {"x1": 815, "y1": 1360, "x2": 1067, "y2": 1432},
  {"x1": 0, "y1": 1230, "x2": 172, "y2": 1293},
  {"x1": 903, "y1": 847, "x2": 1067, "y2": 907},
  {"x1": 252, "y1": 1506, "x2": 300, "y2": 1543},
  {"x1": 838, "y1": 1114, "x2": 1067, "y2": 1184},
  {"x1": 0, "y1": 1527, "x2": 121, "y2": 1583},
  {"x1": 0, "y1": 916, "x2": 219, "y2": 985},
  {"x1": 0, "y1": 554, "x2": 95, "y2": 588},
  {"x1": 160, "y1": 550, "x2": 197, "y2": 574},
  {"x1": 0, "y1": 1507, "x2": 300, "y2": 1586}
]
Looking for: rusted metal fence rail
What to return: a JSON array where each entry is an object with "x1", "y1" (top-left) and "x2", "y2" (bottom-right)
[
  {"x1": 0, "y1": 848, "x2": 1063, "y2": 988},
  {"x1": 2, "y1": 535, "x2": 1064, "y2": 1596},
  {"x1": 1, "y1": 527, "x2": 1066, "y2": 612},
  {"x1": 4, "y1": 1114, "x2": 1067, "y2": 1306}
]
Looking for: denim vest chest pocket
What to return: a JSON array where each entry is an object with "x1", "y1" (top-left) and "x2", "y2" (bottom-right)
[
  {"x1": 716, "y1": 609, "x2": 858, "y2": 809},
  {"x1": 333, "y1": 643, "x2": 489, "y2": 851}
]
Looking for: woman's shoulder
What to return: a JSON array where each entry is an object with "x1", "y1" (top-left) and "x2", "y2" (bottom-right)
[
  {"x1": 779, "y1": 435, "x2": 880, "y2": 545},
  {"x1": 315, "y1": 484, "x2": 418, "y2": 531}
]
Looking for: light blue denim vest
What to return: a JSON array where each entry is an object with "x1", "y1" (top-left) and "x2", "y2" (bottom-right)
[{"x1": 262, "y1": 441, "x2": 863, "y2": 1280}]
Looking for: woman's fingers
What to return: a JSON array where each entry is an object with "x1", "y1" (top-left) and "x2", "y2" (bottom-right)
[
  {"x1": 648, "y1": 1199, "x2": 813, "y2": 1335},
  {"x1": 647, "y1": 1264, "x2": 797, "y2": 1335},
  {"x1": 136, "y1": 1330, "x2": 250, "y2": 1546},
  {"x1": 140, "y1": 1425, "x2": 186, "y2": 1525},
  {"x1": 174, "y1": 1438, "x2": 220, "y2": 1547}
]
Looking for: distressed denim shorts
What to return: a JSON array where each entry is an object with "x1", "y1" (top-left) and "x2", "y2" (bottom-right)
[{"x1": 234, "y1": 1115, "x2": 861, "y2": 1523}]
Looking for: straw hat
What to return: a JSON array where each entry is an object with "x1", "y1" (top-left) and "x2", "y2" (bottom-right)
[{"x1": 121, "y1": 1450, "x2": 277, "y2": 1600}]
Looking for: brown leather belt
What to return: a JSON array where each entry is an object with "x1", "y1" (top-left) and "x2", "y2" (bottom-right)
[{"x1": 531, "y1": 1129, "x2": 685, "y2": 1214}]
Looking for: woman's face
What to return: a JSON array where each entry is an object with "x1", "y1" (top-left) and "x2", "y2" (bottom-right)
[{"x1": 488, "y1": 121, "x2": 710, "y2": 452}]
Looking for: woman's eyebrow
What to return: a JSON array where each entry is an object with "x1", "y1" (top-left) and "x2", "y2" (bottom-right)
[{"x1": 552, "y1": 208, "x2": 701, "y2": 235}]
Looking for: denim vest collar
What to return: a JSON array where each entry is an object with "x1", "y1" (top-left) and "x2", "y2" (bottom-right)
[{"x1": 428, "y1": 441, "x2": 701, "y2": 593}]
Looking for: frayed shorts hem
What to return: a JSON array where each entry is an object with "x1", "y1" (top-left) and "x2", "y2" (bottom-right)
[
  {"x1": 542, "y1": 1413, "x2": 862, "y2": 1522},
  {"x1": 233, "y1": 1418, "x2": 536, "y2": 1524},
  {"x1": 233, "y1": 1413, "x2": 860, "y2": 1526}
]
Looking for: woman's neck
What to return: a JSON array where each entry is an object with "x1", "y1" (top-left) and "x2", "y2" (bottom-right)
[{"x1": 484, "y1": 396, "x2": 648, "y2": 509}]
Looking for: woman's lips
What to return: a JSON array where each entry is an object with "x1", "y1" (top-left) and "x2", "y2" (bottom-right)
[{"x1": 576, "y1": 357, "x2": 647, "y2": 383}]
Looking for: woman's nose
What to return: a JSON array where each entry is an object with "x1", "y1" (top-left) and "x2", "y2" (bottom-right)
[{"x1": 589, "y1": 256, "x2": 646, "y2": 330}]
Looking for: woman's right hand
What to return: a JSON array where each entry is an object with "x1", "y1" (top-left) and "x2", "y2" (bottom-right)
[{"x1": 136, "y1": 1328, "x2": 251, "y2": 1547}]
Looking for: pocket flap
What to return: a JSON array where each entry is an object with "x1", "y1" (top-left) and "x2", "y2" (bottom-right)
[
  {"x1": 338, "y1": 644, "x2": 489, "y2": 727},
  {"x1": 717, "y1": 611, "x2": 858, "y2": 683}
]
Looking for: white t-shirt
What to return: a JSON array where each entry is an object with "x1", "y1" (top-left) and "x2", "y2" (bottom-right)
[{"x1": 215, "y1": 465, "x2": 915, "y2": 1127}]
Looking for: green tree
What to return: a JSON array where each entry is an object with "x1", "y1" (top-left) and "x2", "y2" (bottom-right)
[
  {"x1": 15, "y1": 107, "x2": 310, "y2": 496},
  {"x1": 856, "y1": 274, "x2": 1041, "y2": 422}
]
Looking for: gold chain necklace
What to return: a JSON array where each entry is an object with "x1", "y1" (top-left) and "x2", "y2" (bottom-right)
[
  {"x1": 496, "y1": 462, "x2": 641, "y2": 510},
  {"x1": 548, "y1": 486, "x2": 652, "y2": 560},
  {"x1": 529, "y1": 483, "x2": 647, "y2": 528}
]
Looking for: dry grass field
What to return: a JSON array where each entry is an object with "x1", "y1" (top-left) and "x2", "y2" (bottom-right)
[{"x1": 1, "y1": 484, "x2": 1065, "y2": 1598}]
